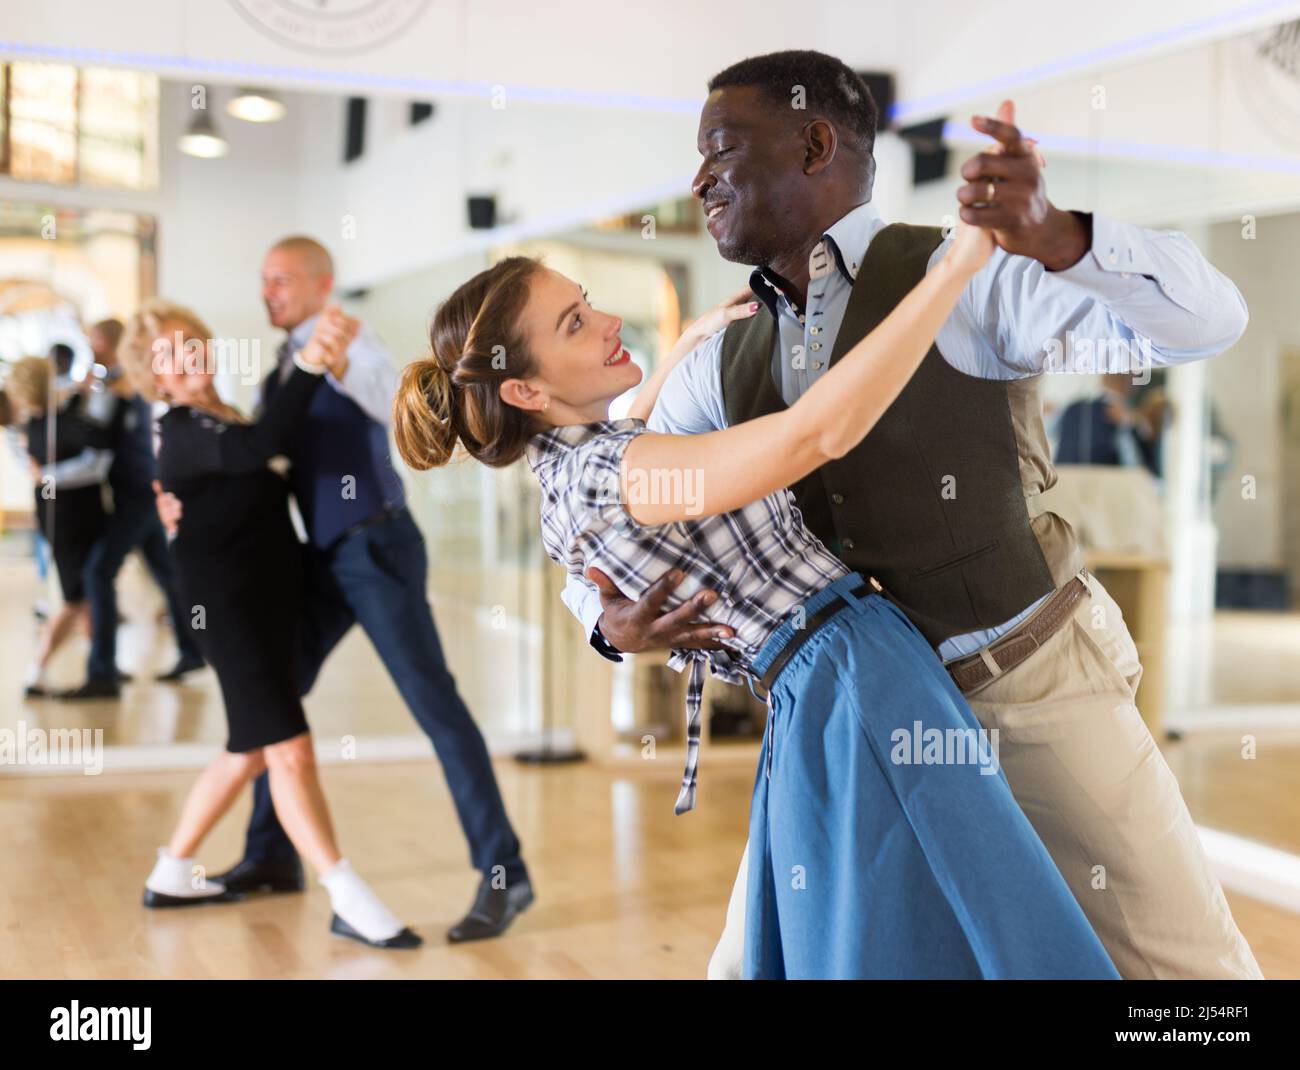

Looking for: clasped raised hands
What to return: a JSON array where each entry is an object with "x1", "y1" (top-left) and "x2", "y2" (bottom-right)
[{"x1": 299, "y1": 304, "x2": 360, "y2": 374}]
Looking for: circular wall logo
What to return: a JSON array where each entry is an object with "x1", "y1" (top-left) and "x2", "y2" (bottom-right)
[
  {"x1": 229, "y1": 0, "x2": 431, "y2": 55},
  {"x1": 1232, "y1": 22, "x2": 1300, "y2": 149}
]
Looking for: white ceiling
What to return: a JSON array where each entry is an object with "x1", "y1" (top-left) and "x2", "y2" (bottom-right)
[{"x1": 4, "y1": 0, "x2": 1298, "y2": 119}]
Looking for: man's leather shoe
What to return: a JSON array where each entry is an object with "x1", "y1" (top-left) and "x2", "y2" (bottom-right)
[
  {"x1": 209, "y1": 857, "x2": 304, "y2": 896},
  {"x1": 155, "y1": 654, "x2": 205, "y2": 682},
  {"x1": 54, "y1": 678, "x2": 120, "y2": 701},
  {"x1": 446, "y1": 875, "x2": 535, "y2": 943},
  {"x1": 143, "y1": 885, "x2": 241, "y2": 909},
  {"x1": 330, "y1": 914, "x2": 423, "y2": 950}
]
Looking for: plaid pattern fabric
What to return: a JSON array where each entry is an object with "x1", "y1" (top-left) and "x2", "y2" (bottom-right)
[{"x1": 526, "y1": 418, "x2": 849, "y2": 814}]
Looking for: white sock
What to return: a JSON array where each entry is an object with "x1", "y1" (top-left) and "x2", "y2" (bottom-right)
[
  {"x1": 145, "y1": 846, "x2": 226, "y2": 898},
  {"x1": 320, "y1": 858, "x2": 404, "y2": 942},
  {"x1": 23, "y1": 662, "x2": 45, "y2": 689}
]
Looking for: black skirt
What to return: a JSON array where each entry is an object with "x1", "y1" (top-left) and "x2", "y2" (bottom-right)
[
  {"x1": 34, "y1": 485, "x2": 106, "y2": 604},
  {"x1": 155, "y1": 373, "x2": 324, "y2": 753},
  {"x1": 172, "y1": 510, "x2": 309, "y2": 752}
]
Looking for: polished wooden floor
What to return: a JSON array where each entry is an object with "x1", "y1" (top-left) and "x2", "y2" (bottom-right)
[
  {"x1": 2, "y1": 544, "x2": 1299, "y2": 978},
  {"x1": 1, "y1": 755, "x2": 1298, "y2": 979},
  {"x1": 0, "y1": 755, "x2": 755, "y2": 979}
]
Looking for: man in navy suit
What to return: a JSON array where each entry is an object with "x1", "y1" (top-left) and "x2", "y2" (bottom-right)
[{"x1": 1055, "y1": 372, "x2": 1165, "y2": 476}]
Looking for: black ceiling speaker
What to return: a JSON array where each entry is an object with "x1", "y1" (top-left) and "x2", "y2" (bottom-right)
[
  {"x1": 344, "y1": 97, "x2": 367, "y2": 162},
  {"x1": 857, "y1": 71, "x2": 896, "y2": 131},
  {"x1": 897, "y1": 117, "x2": 951, "y2": 185},
  {"x1": 467, "y1": 195, "x2": 497, "y2": 230}
]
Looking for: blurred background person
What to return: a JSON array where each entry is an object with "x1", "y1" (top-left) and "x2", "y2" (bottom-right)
[
  {"x1": 57, "y1": 317, "x2": 204, "y2": 700},
  {"x1": 1054, "y1": 372, "x2": 1170, "y2": 478},
  {"x1": 4, "y1": 355, "x2": 110, "y2": 697},
  {"x1": 87, "y1": 318, "x2": 122, "y2": 375},
  {"x1": 47, "y1": 342, "x2": 77, "y2": 397}
]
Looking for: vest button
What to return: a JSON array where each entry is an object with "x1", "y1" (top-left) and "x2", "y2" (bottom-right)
[
  {"x1": 831, "y1": 493, "x2": 844, "y2": 505},
  {"x1": 842, "y1": 538, "x2": 855, "y2": 551}
]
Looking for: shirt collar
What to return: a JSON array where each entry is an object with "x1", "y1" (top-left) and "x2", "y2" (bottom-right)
[
  {"x1": 525, "y1": 417, "x2": 644, "y2": 471},
  {"x1": 286, "y1": 314, "x2": 320, "y2": 352},
  {"x1": 748, "y1": 201, "x2": 886, "y2": 320}
]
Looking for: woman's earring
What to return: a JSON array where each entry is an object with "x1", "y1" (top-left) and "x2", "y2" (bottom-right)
[{"x1": 542, "y1": 399, "x2": 550, "y2": 413}]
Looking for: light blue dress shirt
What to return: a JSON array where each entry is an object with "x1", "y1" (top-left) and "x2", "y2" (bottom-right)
[
  {"x1": 565, "y1": 203, "x2": 1248, "y2": 661},
  {"x1": 268, "y1": 312, "x2": 398, "y2": 429}
]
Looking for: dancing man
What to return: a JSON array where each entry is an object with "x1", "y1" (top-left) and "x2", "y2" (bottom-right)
[{"x1": 566, "y1": 50, "x2": 1260, "y2": 980}]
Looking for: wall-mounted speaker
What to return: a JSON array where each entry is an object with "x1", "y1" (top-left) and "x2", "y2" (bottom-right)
[
  {"x1": 344, "y1": 97, "x2": 367, "y2": 163},
  {"x1": 467, "y1": 195, "x2": 497, "y2": 230},
  {"x1": 856, "y1": 71, "x2": 896, "y2": 131},
  {"x1": 897, "y1": 118, "x2": 950, "y2": 185}
]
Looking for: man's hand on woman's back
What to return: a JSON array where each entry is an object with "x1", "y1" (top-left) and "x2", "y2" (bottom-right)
[{"x1": 586, "y1": 566, "x2": 733, "y2": 653}]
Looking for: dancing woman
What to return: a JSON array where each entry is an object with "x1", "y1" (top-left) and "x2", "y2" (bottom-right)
[
  {"x1": 122, "y1": 300, "x2": 420, "y2": 949},
  {"x1": 390, "y1": 220, "x2": 1120, "y2": 978},
  {"x1": 5, "y1": 358, "x2": 110, "y2": 697}
]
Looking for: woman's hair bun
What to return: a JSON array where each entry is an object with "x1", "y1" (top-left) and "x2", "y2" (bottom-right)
[{"x1": 393, "y1": 357, "x2": 458, "y2": 470}]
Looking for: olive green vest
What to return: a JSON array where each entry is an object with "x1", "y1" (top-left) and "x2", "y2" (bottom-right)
[{"x1": 720, "y1": 222, "x2": 1083, "y2": 646}]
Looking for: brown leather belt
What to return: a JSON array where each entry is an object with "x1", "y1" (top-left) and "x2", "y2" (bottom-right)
[
  {"x1": 756, "y1": 578, "x2": 872, "y2": 693},
  {"x1": 945, "y1": 574, "x2": 1089, "y2": 695}
]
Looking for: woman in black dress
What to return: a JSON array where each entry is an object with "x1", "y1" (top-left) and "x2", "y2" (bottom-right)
[
  {"x1": 122, "y1": 300, "x2": 419, "y2": 949},
  {"x1": 4, "y1": 357, "x2": 111, "y2": 697}
]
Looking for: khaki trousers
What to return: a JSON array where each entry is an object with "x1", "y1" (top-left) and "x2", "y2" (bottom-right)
[{"x1": 707, "y1": 572, "x2": 1262, "y2": 980}]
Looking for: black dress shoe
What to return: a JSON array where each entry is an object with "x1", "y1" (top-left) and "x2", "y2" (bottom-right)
[
  {"x1": 330, "y1": 913, "x2": 423, "y2": 950},
  {"x1": 23, "y1": 684, "x2": 49, "y2": 699},
  {"x1": 446, "y1": 875, "x2": 535, "y2": 943},
  {"x1": 143, "y1": 885, "x2": 242, "y2": 909},
  {"x1": 208, "y1": 856, "x2": 304, "y2": 896},
  {"x1": 54, "y1": 678, "x2": 121, "y2": 701},
  {"x1": 155, "y1": 654, "x2": 206, "y2": 682}
]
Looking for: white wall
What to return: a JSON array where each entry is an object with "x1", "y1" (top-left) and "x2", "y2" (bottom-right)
[
  {"x1": 290, "y1": 92, "x2": 703, "y2": 290},
  {"x1": 4, "y1": 0, "x2": 1281, "y2": 117},
  {"x1": 0, "y1": 0, "x2": 902, "y2": 107}
]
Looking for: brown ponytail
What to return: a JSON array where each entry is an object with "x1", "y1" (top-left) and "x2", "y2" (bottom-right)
[{"x1": 393, "y1": 256, "x2": 546, "y2": 470}]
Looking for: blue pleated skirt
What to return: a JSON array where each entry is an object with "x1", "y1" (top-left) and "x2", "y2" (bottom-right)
[{"x1": 743, "y1": 573, "x2": 1120, "y2": 980}]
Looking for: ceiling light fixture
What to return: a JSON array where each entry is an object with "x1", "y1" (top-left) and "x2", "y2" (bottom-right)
[
  {"x1": 178, "y1": 107, "x2": 230, "y2": 158},
  {"x1": 227, "y1": 88, "x2": 287, "y2": 123}
]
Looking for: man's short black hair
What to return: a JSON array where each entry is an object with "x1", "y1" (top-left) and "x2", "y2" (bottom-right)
[{"x1": 708, "y1": 50, "x2": 878, "y2": 155}]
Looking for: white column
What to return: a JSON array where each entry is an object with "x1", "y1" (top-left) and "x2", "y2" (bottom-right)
[{"x1": 1163, "y1": 222, "x2": 1218, "y2": 711}]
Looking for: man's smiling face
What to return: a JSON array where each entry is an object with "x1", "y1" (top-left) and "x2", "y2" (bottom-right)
[{"x1": 692, "y1": 85, "x2": 810, "y2": 267}]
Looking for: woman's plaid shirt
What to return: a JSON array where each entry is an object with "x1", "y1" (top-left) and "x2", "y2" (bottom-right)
[{"x1": 526, "y1": 418, "x2": 848, "y2": 814}]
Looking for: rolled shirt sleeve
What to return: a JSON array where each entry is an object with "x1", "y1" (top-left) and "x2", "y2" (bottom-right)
[{"x1": 325, "y1": 323, "x2": 398, "y2": 428}]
